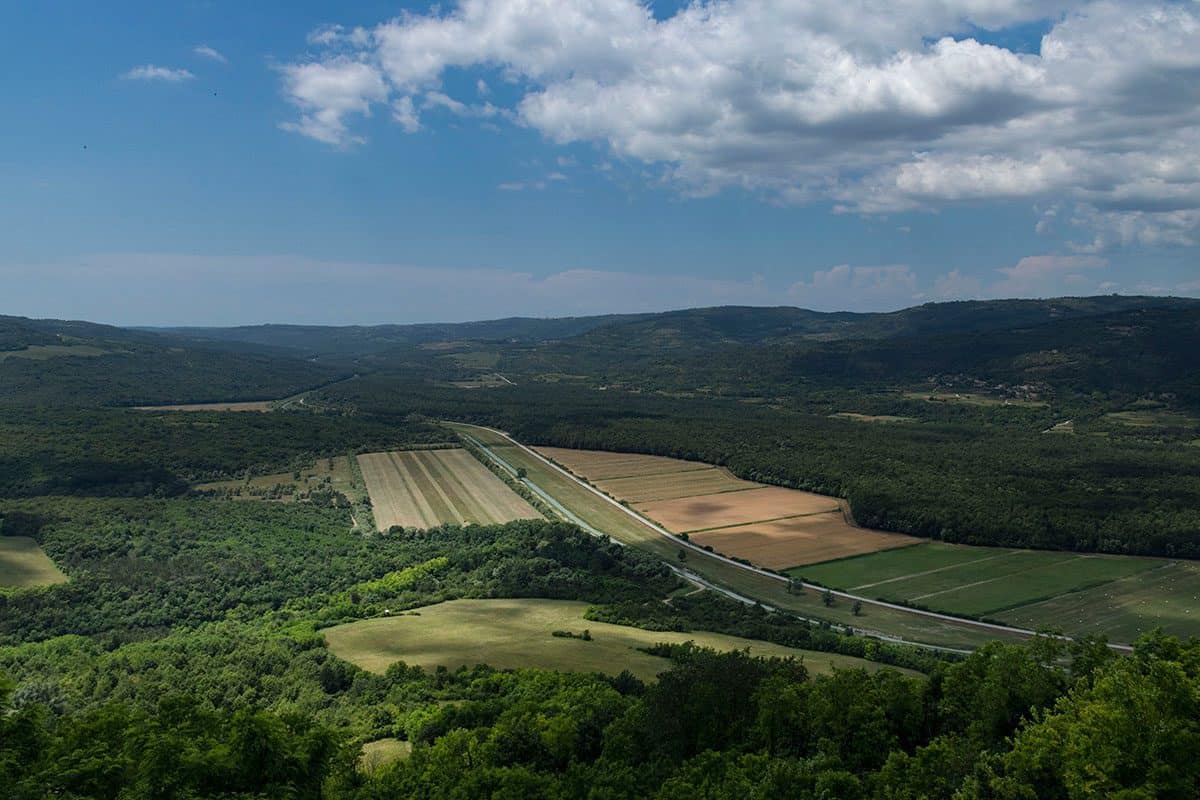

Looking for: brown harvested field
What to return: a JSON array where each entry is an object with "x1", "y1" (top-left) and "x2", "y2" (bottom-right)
[
  {"x1": 528, "y1": 446, "x2": 915, "y2": 571},
  {"x1": 133, "y1": 401, "x2": 274, "y2": 412},
  {"x1": 596, "y1": 468, "x2": 760, "y2": 503},
  {"x1": 358, "y1": 448, "x2": 541, "y2": 530},
  {"x1": 690, "y1": 514, "x2": 920, "y2": 570},
  {"x1": 637, "y1": 486, "x2": 842, "y2": 533},
  {"x1": 536, "y1": 447, "x2": 711, "y2": 480}
]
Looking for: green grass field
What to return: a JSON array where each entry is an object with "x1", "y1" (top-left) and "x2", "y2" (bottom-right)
[
  {"x1": 1000, "y1": 561, "x2": 1200, "y2": 642},
  {"x1": 358, "y1": 739, "x2": 411, "y2": 774},
  {"x1": 323, "y1": 599, "x2": 914, "y2": 681},
  {"x1": 447, "y1": 424, "x2": 1023, "y2": 651},
  {"x1": 0, "y1": 537, "x2": 69, "y2": 589},
  {"x1": 795, "y1": 542, "x2": 1195, "y2": 640}
]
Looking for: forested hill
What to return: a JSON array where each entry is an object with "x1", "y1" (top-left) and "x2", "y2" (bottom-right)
[
  {"x1": 516, "y1": 302, "x2": 1200, "y2": 407},
  {"x1": 147, "y1": 295, "x2": 1198, "y2": 355},
  {"x1": 0, "y1": 314, "x2": 344, "y2": 406},
  {"x1": 154, "y1": 313, "x2": 651, "y2": 357}
]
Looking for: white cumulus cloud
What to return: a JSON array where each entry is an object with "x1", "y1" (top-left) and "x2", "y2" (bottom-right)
[
  {"x1": 276, "y1": 0, "x2": 1200, "y2": 249},
  {"x1": 193, "y1": 45, "x2": 227, "y2": 64},
  {"x1": 122, "y1": 65, "x2": 194, "y2": 82}
]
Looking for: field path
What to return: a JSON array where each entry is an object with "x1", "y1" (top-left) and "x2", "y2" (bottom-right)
[
  {"x1": 454, "y1": 423, "x2": 1133, "y2": 653},
  {"x1": 850, "y1": 551, "x2": 1020, "y2": 591}
]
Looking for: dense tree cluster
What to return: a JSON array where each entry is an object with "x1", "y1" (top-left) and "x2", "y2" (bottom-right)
[
  {"x1": 0, "y1": 406, "x2": 450, "y2": 496},
  {"x1": 3, "y1": 635, "x2": 1197, "y2": 798}
]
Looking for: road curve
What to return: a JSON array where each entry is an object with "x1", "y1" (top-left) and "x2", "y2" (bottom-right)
[{"x1": 456, "y1": 423, "x2": 1133, "y2": 654}]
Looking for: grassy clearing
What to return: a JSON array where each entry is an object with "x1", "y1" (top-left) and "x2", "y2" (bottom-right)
[
  {"x1": 903, "y1": 391, "x2": 1047, "y2": 408},
  {"x1": 831, "y1": 412, "x2": 916, "y2": 423},
  {"x1": 0, "y1": 344, "x2": 110, "y2": 361},
  {"x1": 133, "y1": 401, "x2": 275, "y2": 412},
  {"x1": 358, "y1": 448, "x2": 540, "y2": 531},
  {"x1": 795, "y1": 542, "x2": 1185, "y2": 639},
  {"x1": 323, "y1": 599, "x2": 913, "y2": 681},
  {"x1": 447, "y1": 425, "x2": 1023, "y2": 650},
  {"x1": 358, "y1": 739, "x2": 411, "y2": 774},
  {"x1": 1103, "y1": 410, "x2": 1197, "y2": 429},
  {"x1": 0, "y1": 537, "x2": 68, "y2": 589},
  {"x1": 195, "y1": 456, "x2": 358, "y2": 503}
]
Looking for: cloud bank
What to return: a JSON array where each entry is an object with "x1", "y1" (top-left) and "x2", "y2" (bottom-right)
[{"x1": 278, "y1": 0, "x2": 1200, "y2": 250}]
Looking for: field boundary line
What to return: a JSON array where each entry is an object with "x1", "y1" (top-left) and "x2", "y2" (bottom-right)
[
  {"x1": 849, "y1": 550, "x2": 1022, "y2": 591},
  {"x1": 417, "y1": 449, "x2": 493, "y2": 523},
  {"x1": 406, "y1": 450, "x2": 467, "y2": 524},
  {"x1": 681, "y1": 510, "x2": 844, "y2": 535},
  {"x1": 907, "y1": 554, "x2": 1087, "y2": 603},
  {"x1": 591, "y1": 465, "x2": 719, "y2": 481},
  {"x1": 384, "y1": 452, "x2": 439, "y2": 527},
  {"x1": 453, "y1": 424, "x2": 1124, "y2": 650}
]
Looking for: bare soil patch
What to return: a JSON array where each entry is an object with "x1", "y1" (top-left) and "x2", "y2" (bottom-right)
[
  {"x1": 691, "y1": 513, "x2": 919, "y2": 570},
  {"x1": 637, "y1": 486, "x2": 841, "y2": 533}
]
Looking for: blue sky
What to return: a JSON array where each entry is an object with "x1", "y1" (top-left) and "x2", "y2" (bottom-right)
[{"x1": 2, "y1": 1, "x2": 1198, "y2": 325}]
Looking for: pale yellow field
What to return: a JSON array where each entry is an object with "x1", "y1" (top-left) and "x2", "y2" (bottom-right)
[
  {"x1": 0, "y1": 537, "x2": 68, "y2": 588},
  {"x1": 323, "y1": 599, "x2": 912, "y2": 680},
  {"x1": 358, "y1": 448, "x2": 540, "y2": 530},
  {"x1": 536, "y1": 447, "x2": 711, "y2": 480},
  {"x1": 691, "y1": 514, "x2": 920, "y2": 569},
  {"x1": 638, "y1": 486, "x2": 842, "y2": 532}
]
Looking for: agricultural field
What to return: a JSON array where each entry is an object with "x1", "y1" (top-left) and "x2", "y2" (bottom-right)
[
  {"x1": 638, "y1": 487, "x2": 842, "y2": 532},
  {"x1": 1000, "y1": 560, "x2": 1200, "y2": 642},
  {"x1": 796, "y1": 542, "x2": 1198, "y2": 640},
  {"x1": 537, "y1": 447, "x2": 713, "y2": 481},
  {"x1": 0, "y1": 537, "x2": 68, "y2": 589},
  {"x1": 323, "y1": 599, "x2": 911, "y2": 681},
  {"x1": 537, "y1": 446, "x2": 916, "y2": 569},
  {"x1": 454, "y1": 425, "x2": 1016, "y2": 650},
  {"x1": 194, "y1": 456, "x2": 360, "y2": 503},
  {"x1": 691, "y1": 517, "x2": 921, "y2": 571},
  {"x1": 358, "y1": 447, "x2": 540, "y2": 530}
]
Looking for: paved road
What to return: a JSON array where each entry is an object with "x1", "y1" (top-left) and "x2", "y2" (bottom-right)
[{"x1": 457, "y1": 423, "x2": 1133, "y2": 654}]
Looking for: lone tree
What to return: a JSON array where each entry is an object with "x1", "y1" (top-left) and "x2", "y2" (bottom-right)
[
  {"x1": 852, "y1": 600, "x2": 863, "y2": 616},
  {"x1": 787, "y1": 578, "x2": 804, "y2": 596},
  {"x1": 822, "y1": 589, "x2": 835, "y2": 607},
  {"x1": 677, "y1": 549, "x2": 688, "y2": 564},
  {"x1": 516, "y1": 467, "x2": 528, "y2": 479}
]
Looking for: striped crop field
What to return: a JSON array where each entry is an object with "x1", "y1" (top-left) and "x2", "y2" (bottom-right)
[{"x1": 357, "y1": 448, "x2": 541, "y2": 530}]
